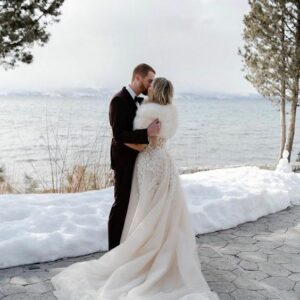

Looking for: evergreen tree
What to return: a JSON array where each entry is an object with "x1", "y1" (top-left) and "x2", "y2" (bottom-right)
[
  {"x1": 239, "y1": 0, "x2": 300, "y2": 162},
  {"x1": 0, "y1": 0, "x2": 65, "y2": 68}
]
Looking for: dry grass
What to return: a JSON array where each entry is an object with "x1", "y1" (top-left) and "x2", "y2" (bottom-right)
[
  {"x1": 0, "y1": 165, "x2": 14, "y2": 194},
  {"x1": 0, "y1": 113, "x2": 114, "y2": 194},
  {"x1": 31, "y1": 115, "x2": 114, "y2": 193}
]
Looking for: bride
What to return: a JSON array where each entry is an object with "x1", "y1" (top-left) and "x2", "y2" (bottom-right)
[{"x1": 51, "y1": 77, "x2": 219, "y2": 300}]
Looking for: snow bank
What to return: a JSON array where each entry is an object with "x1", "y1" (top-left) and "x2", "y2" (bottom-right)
[{"x1": 0, "y1": 166, "x2": 299, "y2": 269}]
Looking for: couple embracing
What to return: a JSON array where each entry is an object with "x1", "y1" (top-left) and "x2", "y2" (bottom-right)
[{"x1": 51, "y1": 64, "x2": 219, "y2": 300}]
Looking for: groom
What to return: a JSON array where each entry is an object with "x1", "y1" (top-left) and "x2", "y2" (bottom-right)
[{"x1": 108, "y1": 63, "x2": 161, "y2": 250}]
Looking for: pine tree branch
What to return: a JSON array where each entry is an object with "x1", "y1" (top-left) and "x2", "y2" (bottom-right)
[{"x1": 0, "y1": 0, "x2": 65, "y2": 67}]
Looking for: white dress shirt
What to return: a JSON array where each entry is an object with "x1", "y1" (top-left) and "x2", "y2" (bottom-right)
[{"x1": 126, "y1": 85, "x2": 139, "y2": 107}]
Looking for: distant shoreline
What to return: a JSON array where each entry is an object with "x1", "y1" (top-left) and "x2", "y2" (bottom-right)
[{"x1": 0, "y1": 89, "x2": 263, "y2": 101}]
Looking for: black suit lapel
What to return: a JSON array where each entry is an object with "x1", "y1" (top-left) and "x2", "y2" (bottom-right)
[{"x1": 121, "y1": 87, "x2": 138, "y2": 112}]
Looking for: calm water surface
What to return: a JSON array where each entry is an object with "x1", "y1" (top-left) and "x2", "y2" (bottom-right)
[{"x1": 0, "y1": 95, "x2": 299, "y2": 188}]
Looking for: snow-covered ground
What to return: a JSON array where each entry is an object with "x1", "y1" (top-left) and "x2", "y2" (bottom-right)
[{"x1": 1, "y1": 166, "x2": 300, "y2": 269}]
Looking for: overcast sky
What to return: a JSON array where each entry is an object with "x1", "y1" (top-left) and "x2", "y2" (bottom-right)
[{"x1": 0, "y1": 0, "x2": 256, "y2": 94}]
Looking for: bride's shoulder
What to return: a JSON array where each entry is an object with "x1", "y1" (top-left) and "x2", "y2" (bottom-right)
[
  {"x1": 137, "y1": 101, "x2": 178, "y2": 120},
  {"x1": 135, "y1": 101, "x2": 178, "y2": 138}
]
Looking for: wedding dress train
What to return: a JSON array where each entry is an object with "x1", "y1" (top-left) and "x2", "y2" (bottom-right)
[{"x1": 51, "y1": 102, "x2": 219, "y2": 300}]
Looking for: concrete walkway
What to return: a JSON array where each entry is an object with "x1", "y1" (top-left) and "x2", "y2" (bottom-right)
[
  {"x1": 1, "y1": 205, "x2": 300, "y2": 299},
  {"x1": 197, "y1": 205, "x2": 300, "y2": 300}
]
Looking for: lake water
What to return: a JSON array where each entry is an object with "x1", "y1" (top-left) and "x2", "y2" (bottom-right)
[{"x1": 0, "y1": 94, "x2": 299, "y2": 189}]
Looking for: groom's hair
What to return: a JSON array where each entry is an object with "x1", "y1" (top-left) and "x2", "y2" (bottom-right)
[{"x1": 132, "y1": 63, "x2": 155, "y2": 81}]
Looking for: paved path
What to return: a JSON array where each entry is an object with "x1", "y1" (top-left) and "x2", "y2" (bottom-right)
[
  {"x1": 197, "y1": 205, "x2": 300, "y2": 300},
  {"x1": 1, "y1": 205, "x2": 300, "y2": 299}
]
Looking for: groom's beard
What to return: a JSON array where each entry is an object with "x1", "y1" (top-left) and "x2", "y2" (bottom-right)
[{"x1": 139, "y1": 82, "x2": 148, "y2": 96}]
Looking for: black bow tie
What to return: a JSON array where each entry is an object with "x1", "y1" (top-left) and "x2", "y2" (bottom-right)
[{"x1": 134, "y1": 96, "x2": 144, "y2": 105}]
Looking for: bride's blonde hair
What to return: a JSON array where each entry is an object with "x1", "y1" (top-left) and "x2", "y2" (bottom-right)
[{"x1": 148, "y1": 77, "x2": 174, "y2": 105}]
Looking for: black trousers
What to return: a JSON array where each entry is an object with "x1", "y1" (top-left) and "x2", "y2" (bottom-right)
[{"x1": 108, "y1": 166, "x2": 134, "y2": 250}]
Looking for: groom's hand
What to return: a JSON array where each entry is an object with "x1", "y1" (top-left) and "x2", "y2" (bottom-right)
[{"x1": 147, "y1": 119, "x2": 161, "y2": 136}]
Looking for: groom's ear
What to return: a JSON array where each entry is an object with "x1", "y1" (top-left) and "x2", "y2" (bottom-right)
[
  {"x1": 135, "y1": 73, "x2": 141, "y2": 82},
  {"x1": 135, "y1": 73, "x2": 142, "y2": 81}
]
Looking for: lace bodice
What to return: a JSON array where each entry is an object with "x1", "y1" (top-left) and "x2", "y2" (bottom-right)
[{"x1": 135, "y1": 136, "x2": 178, "y2": 205}]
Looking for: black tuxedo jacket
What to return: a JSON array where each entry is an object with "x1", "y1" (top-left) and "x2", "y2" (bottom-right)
[{"x1": 109, "y1": 87, "x2": 149, "y2": 170}]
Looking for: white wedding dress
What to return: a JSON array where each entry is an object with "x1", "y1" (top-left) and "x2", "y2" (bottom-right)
[{"x1": 51, "y1": 101, "x2": 219, "y2": 300}]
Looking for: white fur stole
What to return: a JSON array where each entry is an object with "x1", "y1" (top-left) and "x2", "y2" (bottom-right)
[{"x1": 133, "y1": 101, "x2": 178, "y2": 139}]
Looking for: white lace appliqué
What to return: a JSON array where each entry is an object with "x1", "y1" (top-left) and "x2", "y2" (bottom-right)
[{"x1": 136, "y1": 137, "x2": 177, "y2": 200}]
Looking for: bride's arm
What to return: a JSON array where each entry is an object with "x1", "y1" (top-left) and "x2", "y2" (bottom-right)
[
  {"x1": 124, "y1": 143, "x2": 147, "y2": 152},
  {"x1": 125, "y1": 135, "x2": 158, "y2": 151}
]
